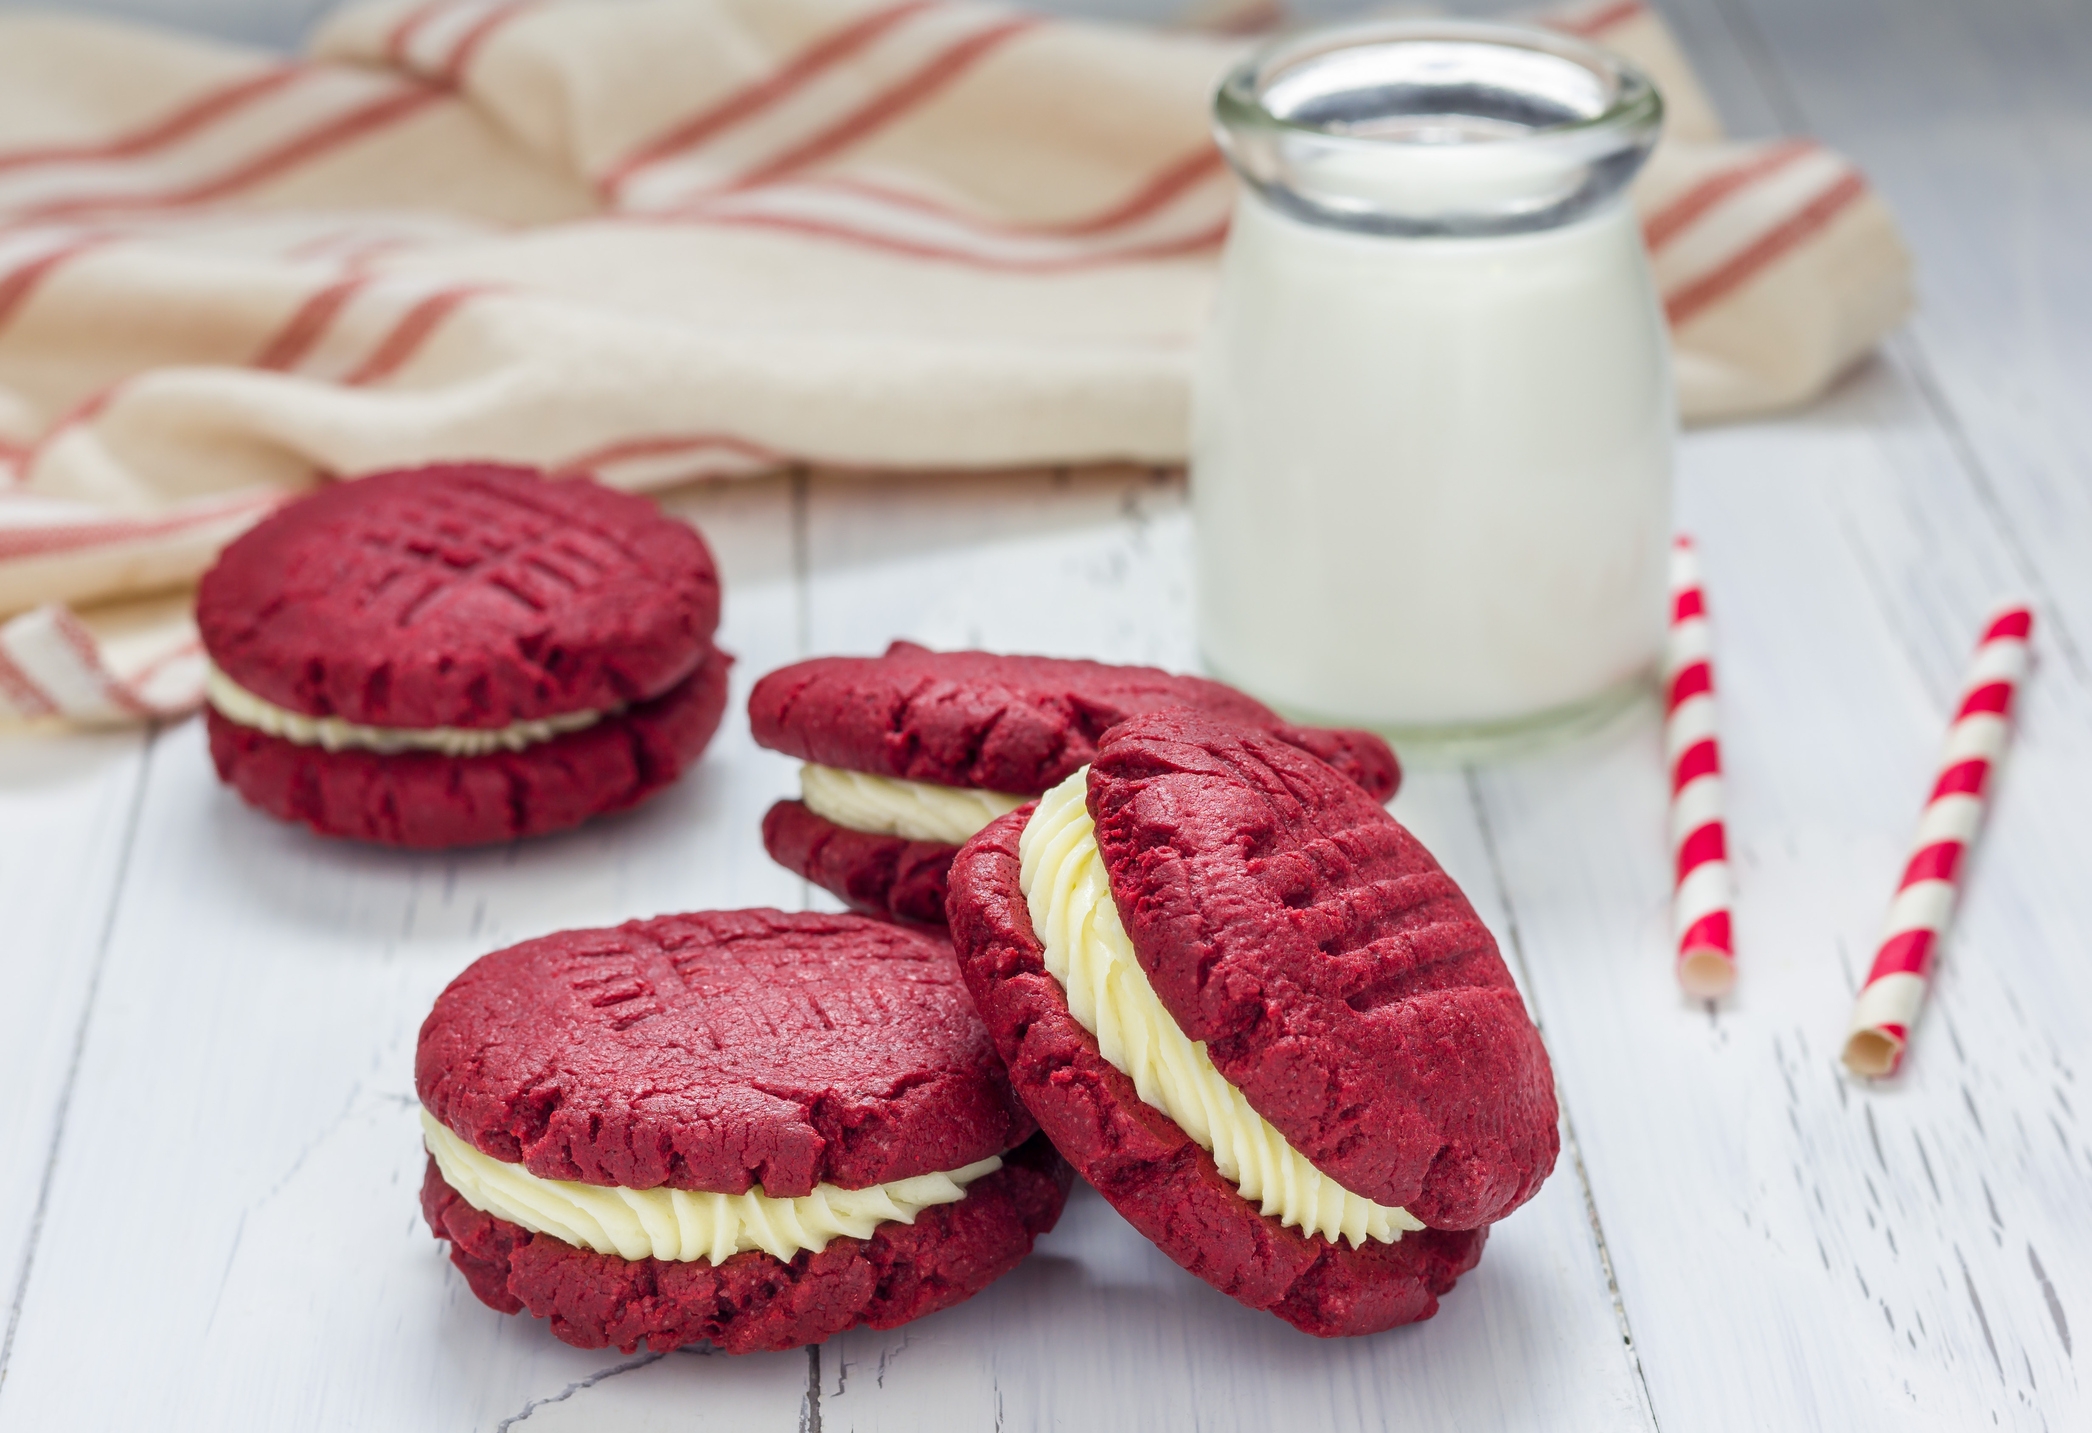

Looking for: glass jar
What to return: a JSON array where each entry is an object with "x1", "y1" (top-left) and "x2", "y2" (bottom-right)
[{"x1": 1191, "y1": 20, "x2": 1673, "y2": 757}]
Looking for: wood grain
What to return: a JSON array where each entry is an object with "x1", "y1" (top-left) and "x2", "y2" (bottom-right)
[
  {"x1": 1571, "y1": 0, "x2": 2091, "y2": 1423},
  {"x1": 0, "y1": 730, "x2": 146, "y2": 1382},
  {"x1": 3, "y1": 1, "x2": 2090, "y2": 1428},
  {"x1": 0, "y1": 480, "x2": 814, "y2": 1431},
  {"x1": 801, "y1": 470, "x2": 1655, "y2": 1432}
]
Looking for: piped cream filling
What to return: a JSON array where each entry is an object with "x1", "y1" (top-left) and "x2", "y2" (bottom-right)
[
  {"x1": 1019, "y1": 770, "x2": 1422, "y2": 1248},
  {"x1": 800, "y1": 763, "x2": 1028, "y2": 846},
  {"x1": 422, "y1": 1110, "x2": 1002, "y2": 1265},
  {"x1": 206, "y1": 663, "x2": 606, "y2": 756}
]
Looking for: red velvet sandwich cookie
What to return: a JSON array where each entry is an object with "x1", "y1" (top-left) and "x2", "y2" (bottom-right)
[
  {"x1": 751, "y1": 643, "x2": 1400, "y2": 925},
  {"x1": 945, "y1": 709, "x2": 1557, "y2": 1337},
  {"x1": 198, "y1": 463, "x2": 729, "y2": 848},
  {"x1": 418, "y1": 908, "x2": 1072, "y2": 1354}
]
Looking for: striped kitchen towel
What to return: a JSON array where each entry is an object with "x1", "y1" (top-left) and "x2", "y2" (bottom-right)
[{"x1": 0, "y1": 0, "x2": 1909, "y2": 726}]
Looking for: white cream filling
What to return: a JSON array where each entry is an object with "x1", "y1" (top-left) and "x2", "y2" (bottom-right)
[
  {"x1": 423, "y1": 1110, "x2": 1002, "y2": 1265},
  {"x1": 206, "y1": 663, "x2": 606, "y2": 756},
  {"x1": 800, "y1": 762, "x2": 1028, "y2": 845},
  {"x1": 1019, "y1": 769, "x2": 1422, "y2": 1248}
]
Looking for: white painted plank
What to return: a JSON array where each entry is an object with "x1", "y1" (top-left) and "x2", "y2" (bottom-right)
[
  {"x1": 801, "y1": 469, "x2": 1652, "y2": 1430},
  {"x1": 824, "y1": 1171, "x2": 1648, "y2": 1433},
  {"x1": 0, "y1": 730, "x2": 145, "y2": 1353},
  {"x1": 0, "y1": 478, "x2": 813, "y2": 1431},
  {"x1": 1471, "y1": 367, "x2": 2092, "y2": 1432},
  {"x1": 7, "y1": 6, "x2": 2088, "y2": 1429},
  {"x1": 1459, "y1": 2, "x2": 2092, "y2": 1422},
  {"x1": 801, "y1": 465, "x2": 1198, "y2": 671},
  {"x1": 1720, "y1": 0, "x2": 2092, "y2": 682},
  {"x1": 504, "y1": 1347, "x2": 816, "y2": 1433}
]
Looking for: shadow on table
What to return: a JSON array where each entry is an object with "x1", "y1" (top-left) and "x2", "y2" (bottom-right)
[
  {"x1": 821, "y1": 1180, "x2": 1592, "y2": 1433},
  {"x1": 174, "y1": 724, "x2": 785, "y2": 957}
]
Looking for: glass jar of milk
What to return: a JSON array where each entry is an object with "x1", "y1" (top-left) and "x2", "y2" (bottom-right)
[{"x1": 1192, "y1": 20, "x2": 1673, "y2": 756}]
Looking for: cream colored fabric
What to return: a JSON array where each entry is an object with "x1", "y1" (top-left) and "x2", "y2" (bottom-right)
[{"x1": 0, "y1": 0, "x2": 1909, "y2": 725}]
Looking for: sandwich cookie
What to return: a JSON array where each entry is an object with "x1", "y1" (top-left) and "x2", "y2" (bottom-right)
[
  {"x1": 751, "y1": 643, "x2": 1400, "y2": 926},
  {"x1": 945, "y1": 710, "x2": 1558, "y2": 1336},
  {"x1": 418, "y1": 908, "x2": 1071, "y2": 1354},
  {"x1": 199, "y1": 464, "x2": 729, "y2": 847}
]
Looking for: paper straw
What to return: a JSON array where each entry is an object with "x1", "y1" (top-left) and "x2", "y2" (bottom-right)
[
  {"x1": 1665, "y1": 536, "x2": 1736, "y2": 999},
  {"x1": 1841, "y1": 604, "x2": 2033, "y2": 1077}
]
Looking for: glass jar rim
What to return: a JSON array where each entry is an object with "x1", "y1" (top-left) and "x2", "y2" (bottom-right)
[
  {"x1": 1211, "y1": 18, "x2": 1664, "y2": 237},
  {"x1": 1216, "y1": 18, "x2": 1661, "y2": 152}
]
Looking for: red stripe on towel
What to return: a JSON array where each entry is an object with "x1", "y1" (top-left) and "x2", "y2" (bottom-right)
[
  {"x1": 1665, "y1": 171, "x2": 1868, "y2": 327},
  {"x1": 442, "y1": 3, "x2": 536, "y2": 85},
  {"x1": 0, "y1": 67, "x2": 306, "y2": 175},
  {"x1": 14, "y1": 87, "x2": 446, "y2": 222},
  {"x1": 0, "y1": 641, "x2": 59, "y2": 718},
  {"x1": 341, "y1": 285, "x2": 486, "y2": 385},
  {"x1": 49, "y1": 606, "x2": 153, "y2": 716},
  {"x1": 1545, "y1": 0, "x2": 1645, "y2": 39},
  {"x1": 602, "y1": 0, "x2": 942, "y2": 195},
  {"x1": 384, "y1": 0, "x2": 453, "y2": 67},
  {"x1": 1642, "y1": 139, "x2": 1817, "y2": 251},
  {"x1": 0, "y1": 239, "x2": 107, "y2": 334},
  {"x1": 0, "y1": 491, "x2": 282, "y2": 561},
  {"x1": 724, "y1": 17, "x2": 1040, "y2": 192},
  {"x1": 251, "y1": 276, "x2": 370, "y2": 371}
]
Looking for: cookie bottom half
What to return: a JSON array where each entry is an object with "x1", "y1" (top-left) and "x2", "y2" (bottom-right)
[
  {"x1": 762, "y1": 798, "x2": 958, "y2": 926},
  {"x1": 208, "y1": 645, "x2": 731, "y2": 848},
  {"x1": 421, "y1": 1132, "x2": 1073, "y2": 1354}
]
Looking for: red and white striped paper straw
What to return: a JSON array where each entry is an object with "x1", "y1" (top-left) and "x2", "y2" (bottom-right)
[
  {"x1": 1841, "y1": 604, "x2": 2034, "y2": 1077},
  {"x1": 1665, "y1": 536, "x2": 1736, "y2": 999}
]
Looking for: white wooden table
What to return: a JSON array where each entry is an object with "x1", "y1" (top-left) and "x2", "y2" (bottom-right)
[{"x1": 3, "y1": 0, "x2": 2088, "y2": 1427}]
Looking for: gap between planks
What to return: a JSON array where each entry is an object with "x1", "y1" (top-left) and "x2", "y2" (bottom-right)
[
  {"x1": 0, "y1": 730, "x2": 156, "y2": 1396},
  {"x1": 1465, "y1": 767, "x2": 1664, "y2": 1433},
  {"x1": 1708, "y1": 0, "x2": 2090, "y2": 678}
]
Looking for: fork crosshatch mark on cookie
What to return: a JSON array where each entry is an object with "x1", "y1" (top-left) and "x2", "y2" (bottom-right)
[
  {"x1": 946, "y1": 709, "x2": 1558, "y2": 1336},
  {"x1": 417, "y1": 909, "x2": 1072, "y2": 1353},
  {"x1": 750, "y1": 642, "x2": 1401, "y2": 924}
]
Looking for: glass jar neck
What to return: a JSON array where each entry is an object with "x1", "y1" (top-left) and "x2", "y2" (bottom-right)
[{"x1": 1214, "y1": 20, "x2": 1663, "y2": 239}]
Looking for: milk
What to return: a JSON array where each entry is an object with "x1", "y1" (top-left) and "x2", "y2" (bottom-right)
[
  {"x1": 1192, "y1": 20, "x2": 1674, "y2": 743},
  {"x1": 1192, "y1": 190, "x2": 1673, "y2": 732}
]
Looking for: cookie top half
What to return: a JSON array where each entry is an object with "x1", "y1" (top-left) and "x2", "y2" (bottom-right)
[
  {"x1": 198, "y1": 464, "x2": 719, "y2": 729},
  {"x1": 1084, "y1": 709, "x2": 1556, "y2": 1228},
  {"x1": 417, "y1": 909, "x2": 1033, "y2": 1199},
  {"x1": 749, "y1": 642, "x2": 1399, "y2": 801}
]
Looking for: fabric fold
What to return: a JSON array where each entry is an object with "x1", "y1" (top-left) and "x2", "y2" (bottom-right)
[{"x1": 0, "y1": 0, "x2": 1910, "y2": 726}]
